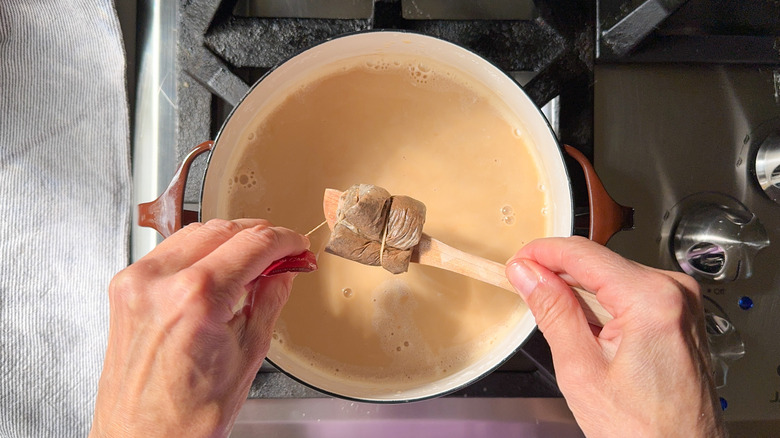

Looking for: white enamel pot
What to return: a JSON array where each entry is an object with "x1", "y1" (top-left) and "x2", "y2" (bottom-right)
[{"x1": 139, "y1": 31, "x2": 631, "y2": 402}]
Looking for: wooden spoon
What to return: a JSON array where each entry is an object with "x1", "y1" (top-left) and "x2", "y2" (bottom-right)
[{"x1": 323, "y1": 189, "x2": 612, "y2": 327}]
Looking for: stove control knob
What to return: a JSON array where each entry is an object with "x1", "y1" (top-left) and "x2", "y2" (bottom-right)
[
  {"x1": 705, "y1": 312, "x2": 745, "y2": 388},
  {"x1": 673, "y1": 203, "x2": 769, "y2": 282},
  {"x1": 754, "y1": 133, "x2": 780, "y2": 204}
]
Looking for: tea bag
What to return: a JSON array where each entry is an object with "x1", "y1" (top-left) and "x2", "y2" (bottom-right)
[{"x1": 325, "y1": 184, "x2": 426, "y2": 274}]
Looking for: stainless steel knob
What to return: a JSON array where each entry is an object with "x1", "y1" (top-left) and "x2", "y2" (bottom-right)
[
  {"x1": 754, "y1": 133, "x2": 780, "y2": 204},
  {"x1": 672, "y1": 199, "x2": 769, "y2": 282},
  {"x1": 705, "y1": 311, "x2": 745, "y2": 389}
]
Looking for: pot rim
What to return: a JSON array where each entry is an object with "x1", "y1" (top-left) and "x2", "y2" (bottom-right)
[{"x1": 262, "y1": 327, "x2": 542, "y2": 404}]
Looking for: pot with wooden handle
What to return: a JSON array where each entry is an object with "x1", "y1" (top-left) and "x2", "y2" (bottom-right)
[{"x1": 138, "y1": 31, "x2": 633, "y2": 402}]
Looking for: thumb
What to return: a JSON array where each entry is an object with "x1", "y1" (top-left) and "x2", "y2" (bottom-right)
[
  {"x1": 506, "y1": 259, "x2": 599, "y2": 361},
  {"x1": 243, "y1": 273, "x2": 296, "y2": 364}
]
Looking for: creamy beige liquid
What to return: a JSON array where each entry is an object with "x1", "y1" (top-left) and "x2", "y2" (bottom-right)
[{"x1": 220, "y1": 55, "x2": 550, "y2": 390}]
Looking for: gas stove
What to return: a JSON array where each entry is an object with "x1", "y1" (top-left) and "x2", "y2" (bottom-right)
[{"x1": 131, "y1": 0, "x2": 780, "y2": 435}]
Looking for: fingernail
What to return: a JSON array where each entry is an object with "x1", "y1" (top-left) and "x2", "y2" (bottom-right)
[{"x1": 506, "y1": 259, "x2": 540, "y2": 300}]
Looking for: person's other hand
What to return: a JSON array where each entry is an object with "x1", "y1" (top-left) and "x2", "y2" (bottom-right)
[
  {"x1": 90, "y1": 219, "x2": 309, "y2": 437},
  {"x1": 506, "y1": 236, "x2": 724, "y2": 438}
]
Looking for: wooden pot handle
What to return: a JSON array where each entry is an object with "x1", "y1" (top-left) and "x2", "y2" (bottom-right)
[
  {"x1": 564, "y1": 145, "x2": 634, "y2": 245},
  {"x1": 138, "y1": 140, "x2": 214, "y2": 238},
  {"x1": 137, "y1": 140, "x2": 318, "y2": 277}
]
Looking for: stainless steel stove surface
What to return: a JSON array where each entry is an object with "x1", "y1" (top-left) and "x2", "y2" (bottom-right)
[
  {"x1": 131, "y1": 0, "x2": 780, "y2": 435},
  {"x1": 595, "y1": 64, "x2": 780, "y2": 435}
]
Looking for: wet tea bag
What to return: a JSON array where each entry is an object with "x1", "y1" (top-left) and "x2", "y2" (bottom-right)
[{"x1": 325, "y1": 184, "x2": 426, "y2": 273}]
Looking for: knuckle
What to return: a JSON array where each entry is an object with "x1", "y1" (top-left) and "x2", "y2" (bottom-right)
[
  {"x1": 171, "y1": 268, "x2": 214, "y2": 300},
  {"x1": 108, "y1": 256, "x2": 169, "y2": 310},
  {"x1": 566, "y1": 235, "x2": 591, "y2": 246},
  {"x1": 564, "y1": 235, "x2": 595, "y2": 255},
  {"x1": 202, "y1": 218, "x2": 243, "y2": 237},
  {"x1": 670, "y1": 271, "x2": 700, "y2": 294},
  {"x1": 251, "y1": 219, "x2": 272, "y2": 228},
  {"x1": 528, "y1": 286, "x2": 577, "y2": 330},
  {"x1": 243, "y1": 226, "x2": 282, "y2": 249},
  {"x1": 642, "y1": 275, "x2": 689, "y2": 327},
  {"x1": 562, "y1": 236, "x2": 606, "y2": 266},
  {"x1": 109, "y1": 268, "x2": 136, "y2": 295},
  {"x1": 179, "y1": 222, "x2": 204, "y2": 234},
  {"x1": 233, "y1": 218, "x2": 273, "y2": 228},
  {"x1": 656, "y1": 276, "x2": 687, "y2": 303},
  {"x1": 109, "y1": 268, "x2": 145, "y2": 309},
  {"x1": 162, "y1": 268, "x2": 218, "y2": 318}
]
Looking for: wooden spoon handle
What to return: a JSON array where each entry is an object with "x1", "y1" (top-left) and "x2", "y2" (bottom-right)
[
  {"x1": 413, "y1": 234, "x2": 613, "y2": 327},
  {"x1": 324, "y1": 188, "x2": 612, "y2": 327}
]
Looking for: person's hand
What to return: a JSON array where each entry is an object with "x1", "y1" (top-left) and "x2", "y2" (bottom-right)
[
  {"x1": 506, "y1": 236, "x2": 724, "y2": 438},
  {"x1": 90, "y1": 219, "x2": 309, "y2": 438}
]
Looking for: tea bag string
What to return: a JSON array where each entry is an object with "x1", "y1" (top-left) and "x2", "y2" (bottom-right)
[
  {"x1": 305, "y1": 220, "x2": 328, "y2": 237},
  {"x1": 379, "y1": 207, "x2": 391, "y2": 267}
]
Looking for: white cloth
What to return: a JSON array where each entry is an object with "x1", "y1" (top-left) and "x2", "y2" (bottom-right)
[{"x1": 0, "y1": 0, "x2": 130, "y2": 436}]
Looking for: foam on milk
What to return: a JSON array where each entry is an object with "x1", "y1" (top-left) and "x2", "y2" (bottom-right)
[{"x1": 219, "y1": 53, "x2": 551, "y2": 391}]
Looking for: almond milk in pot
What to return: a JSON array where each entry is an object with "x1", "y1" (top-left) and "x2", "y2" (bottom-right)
[{"x1": 200, "y1": 32, "x2": 573, "y2": 401}]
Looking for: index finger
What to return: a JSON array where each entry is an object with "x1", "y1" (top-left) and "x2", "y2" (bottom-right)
[
  {"x1": 188, "y1": 225, "x2": 310, "y2": 312},
  {"x1": 516, "y1": 237, "x2": 645, "y2": 287},
  {"x1": 146, "y1": 218, "x2": 274, "y2": 271},
  {"x1": 515, "y1": 236, "x2": 663, "y2": 317}
]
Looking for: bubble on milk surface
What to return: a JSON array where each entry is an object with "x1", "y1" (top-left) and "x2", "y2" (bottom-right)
[
  {"x1": 365, "y1": 58, "x2": 398, "y2": 73},
  {"x1": 500, "y1": 204, "x2": 516, "y2": 226},
  {"x1": 408, "y1": 62, "x2": 433, "y2": 85},
  {"x1": 226, "y1": 169, "x2": 258, "y2": 194}
]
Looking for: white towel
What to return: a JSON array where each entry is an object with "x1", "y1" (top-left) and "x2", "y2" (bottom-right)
[{"x1": 0, "y1": 0, "x2": 130, "y2": 436}]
